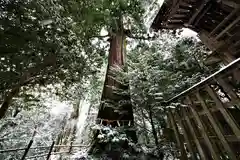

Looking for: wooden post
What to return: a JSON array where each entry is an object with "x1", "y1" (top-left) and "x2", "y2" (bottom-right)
[
  {"x1": 46, "y1": 141, "x2": 55, "y2": 160},
  {"x1": 21, "y1": 139, "x2": 33, "y2": 160},
  {"x1": 206, "y1": 85, "x2": 240, "y2": 139},
  {"x1": 168, "y1": 109, "x2": 188, "y2": 160},
  {"x1": 175, "y1": 112, "x2": 198, "y2": 160},
  {"x1": 186, "y1": 96, "x2": 220, "y2": 160},
  {"x1": 182, "y1": 107, "x2": 207, "y2": 160},
  {"x1": 196, "y1": 91, "x2": 238, "y2": 160}
]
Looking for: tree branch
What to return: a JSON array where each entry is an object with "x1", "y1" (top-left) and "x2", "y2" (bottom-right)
[
  {"x1": 125, "y1": 30, "x2": 157, "y2": 40},
  {"x1": 0, "y1": 55, "x2": 57, "y2": 119},
  {"x1": 127, "y1": 34, "x2": 157, "y2": 40},
  {"x1": 90, "y1": 34, "x2": 110, "y2": 39}
]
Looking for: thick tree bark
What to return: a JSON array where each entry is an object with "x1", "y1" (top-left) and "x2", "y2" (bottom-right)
[
  {"x1": 91, "y1": 18, "x2": 137, "y2": 159},
  {"x1": 97, "y1": 31, "x2": 135, "y2": 128},
  {"x1": 148, "y1": 105, "x2": 159, "y2": 146}
]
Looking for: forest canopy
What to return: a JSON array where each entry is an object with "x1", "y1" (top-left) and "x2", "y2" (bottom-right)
[{"x1": 0, "y1": 0, "x2": 214, "y2": 159}]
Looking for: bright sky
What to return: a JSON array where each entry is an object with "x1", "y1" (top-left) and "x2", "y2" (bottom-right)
[{"x1": 48, "y1": 100, "x2": 71, "y2": 116}]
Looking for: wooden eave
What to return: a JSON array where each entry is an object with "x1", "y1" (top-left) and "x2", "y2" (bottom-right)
[{"x1": 151, "y1": 0, "x2": 240, "y2": 63}]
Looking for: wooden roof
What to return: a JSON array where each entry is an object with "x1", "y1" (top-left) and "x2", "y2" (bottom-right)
[{"x1": 151, "y1": 0, "x2": 240, "y2": 65}]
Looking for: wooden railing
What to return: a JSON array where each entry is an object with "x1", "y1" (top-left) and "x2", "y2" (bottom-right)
[{"x1": 165, "y1": 58, "x2": 240, "y2": 160}]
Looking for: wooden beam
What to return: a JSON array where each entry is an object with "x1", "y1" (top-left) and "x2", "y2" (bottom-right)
[
  {"x1": 168, "y1": 19, "x2": 183, "y2": 23},
  {"x1": 25, "y1": 151, "x2": 69, "y2": 159},
  {"x1": 177, "y1": 100, "x2": 240, "y2": 122},
  {"x1": 194, "y1": 3, "x2": 212, "y2": 26},
  {"x1": 186, "y1": 96, "x2": 220, "y2": 160},
  {"x1": 162, "y1": 24, "x2": 183, "y2": 29},
  {"x1": 210, "y1": 7, "x2": 240, "y2": 36},
  {"x1": 221, "y1": 0, "x2": 239, "y2": 9},
  {"x1": 188, "y1": 0, "x2": 211, "y2": 25},
  {"x1": 166, "y1": 58, "x2": 240, "y2": 103},
  {"x1": 168, "y1": 110, "x2": 188, "y2": 159},
  {"x1": 181, "y1": 108, "x2": 207, "y2": 160},
  {"x1": 199, "y1": 31, "x2": 223, "y2": 52},
  {"x1": 206, "y1": 85, "x2": 240, "y2": 139},
  {"x1": 165, "y1": 0, "x2": 184, "y2": 26},
  {"x1": 196, "y1": 92, "x2": 238, "y2": 160},
  {"x1": 180, "y1": 2, "x2": 193, "y2": 8},
  {"x1": 175, "y1": 112, "x2": 198, "y2": 160},
  {"x1": 200, "y1": 135, "x2": 239, "y2": 142},
  {"x1": 173, "y1": 14, "x2": 187, "y2": 18},
  {"x1": 177, "y1": 8, "x2": 191, "y2": 13},
  {"x1": 216, "y1": 16, "x2": 240, "y2": 40},
  {"x1": 195, "y1": 135, "x2": 239, "y2": 143}
]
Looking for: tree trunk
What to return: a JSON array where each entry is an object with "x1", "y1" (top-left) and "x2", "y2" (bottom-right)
[
  {"x1": 91, "y1": 17, "x2": 137, "y2": 159},
  {"x1": 97, "y1": 30, "x2": 135, "y2": 130},
  {"x1": 0, "y1": 87, "x2": 20, "y2": 119},
  {"x1": 140, "y1": 107, "x2": 150, "y2": 144},
  {"x1": 148, "y1": 106, "x2": 165, "y2": 159},
  {"x1": 148, "y1": 105, "x2": 159, "y2": 146},
  {"x1": 0, "y1": 55, "x2": 56, "y2": 119}
]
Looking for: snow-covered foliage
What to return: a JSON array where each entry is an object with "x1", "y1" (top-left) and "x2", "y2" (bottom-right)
[
  {"x1": 104, "y1": 31, "x2": 215, "y2": 158},
  {"x1": 92, "y1": 125, "x2": 129, "y2": 143},
  {"x1": 0, "y1": 0, "x2": 219, "y2": 159},
  {"x1": 0, "y1": 96, "x2": 72, "y2": 160},
  {"x1": 88, "y1": 124, "x2": 165, "y2": 159}
]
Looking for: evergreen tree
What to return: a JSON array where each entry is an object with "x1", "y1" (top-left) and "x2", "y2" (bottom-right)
[
  {"x1": 126, "y1": 32, "x2": 213, "y2": 157},
  {"x1": 0, "y1": 0, "x2": 216, "y2": 159}
]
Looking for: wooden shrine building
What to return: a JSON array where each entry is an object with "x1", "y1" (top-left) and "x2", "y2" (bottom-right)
[
  {"x1": 152, "y1": 0, "x2": 240, "y2": 159},
  {"x1": 152, "y1": 0, "x2": 240, "y2": 65}
]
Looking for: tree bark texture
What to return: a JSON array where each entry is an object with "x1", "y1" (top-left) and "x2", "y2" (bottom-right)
[{"x1": 97, "y1": 31, "x2": 135, "y2": 132}]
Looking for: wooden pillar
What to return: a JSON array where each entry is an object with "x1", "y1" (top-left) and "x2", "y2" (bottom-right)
[
  {"x1": 186, "y1": 96, "x2": 220, "y2": 160},
  {"x1": 168, "y1": 109, "x2": 188, "y2": 160},
  {"x1": 21, "y1": 140, "x2": 33, "y2": 160},
  {"x1": 46, "y1": 141, "x2": 55, "y2": 160},
  {"x1": 196, "y1": 91, "x2": 238, "y2": 160},
  {"x1": 206, "y1": 85, "x2": 240, "y2": 139},
  {"x1": 182, "y1": 107, "x2": 207, "y2": 160},
  {"x1": 175, "y1": 112, "x2": 198, "y2": 160}
]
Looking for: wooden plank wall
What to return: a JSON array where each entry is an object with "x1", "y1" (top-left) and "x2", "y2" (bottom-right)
[{"x1": 166, "y1": 59, "x2": 240, "y2": 159}]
